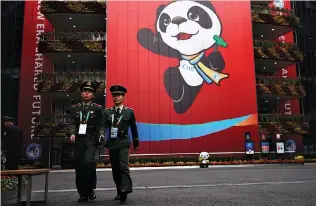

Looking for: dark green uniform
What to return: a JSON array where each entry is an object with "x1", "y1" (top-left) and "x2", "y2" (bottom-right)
[
  {"x1": 101, "y1": 84, "x2": 139, "y2": 203},
  {"x1": 103, "y1": 106, "x2": 139, "y2": 193},
  {"x1": 69, "y1": 102, "x2": 103, "y2": 197},
  {"x1": 68, "y1": 81, "x2": 105, "y2": 201}
]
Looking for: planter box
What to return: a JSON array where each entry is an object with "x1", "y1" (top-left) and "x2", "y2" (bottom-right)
[
  {"x1": 1, "y1": 188, "x2": 17, "y2": 204},
  {"x1": 1, "y1": 184, "x2": 26, "y2": 204}
]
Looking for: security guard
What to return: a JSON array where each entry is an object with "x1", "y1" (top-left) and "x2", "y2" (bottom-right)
[
  {"x1": 68, "y1": 81, "x2": 105, "y2": 202},
  {"x1": 100, "y1": 85, "x2": 139, "y2": 204},
  {"x1": 2, "y1": 116, "x2": 23, "y2": 170}
]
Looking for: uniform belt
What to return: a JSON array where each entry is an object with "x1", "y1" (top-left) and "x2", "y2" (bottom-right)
[{"x1": 117, "y1": 130, "x2": 127, "y2": 139}]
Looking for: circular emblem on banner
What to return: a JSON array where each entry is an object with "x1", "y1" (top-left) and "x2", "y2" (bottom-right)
[
  {"x1": 285, "y1": 140, "x2": 296, "y2": 152},
  {"x1": 26, "y1": 143, "x2": 42, "y2": 160},
  {"x1": 274, "y1": 0, "x2": 284, "y2": 9}
]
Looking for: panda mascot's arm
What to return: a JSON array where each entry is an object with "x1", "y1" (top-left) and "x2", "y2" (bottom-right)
[
  {"x1": 206, "y1": 51, "x2": 226, "y2": 72},
  {"x1": 137, "y1": 5, "x2": 180, "y2": 58},
  {"x1": 137, "y1": 28, "x2": 180, "y2": 58}
]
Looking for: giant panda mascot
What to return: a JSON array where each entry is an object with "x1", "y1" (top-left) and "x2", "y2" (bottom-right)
[{"x1": 137, "y1": 0, "x2": 228, "y2": 114}]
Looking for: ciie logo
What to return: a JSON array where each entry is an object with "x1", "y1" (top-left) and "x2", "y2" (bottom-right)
[
  {"x1": 274, "y1": 0, "x2": 285, "y2": 9},
  {"x1": 285, "y1": 140, "x2": 296, "y2": 152},
  {"x1": 26, "y1": 143, "x2": 42, "y2": 160}
]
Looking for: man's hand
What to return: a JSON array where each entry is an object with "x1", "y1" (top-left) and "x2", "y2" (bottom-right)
[
  {"x1": 133, "y1": 138, "x2": 139, "y2": 151},
  {"x1": 99, "y1": 135, "x2": 106, "y2": 143},
  {"x1": 70, "y1": 135, "x2": 76, "y2": 142}
]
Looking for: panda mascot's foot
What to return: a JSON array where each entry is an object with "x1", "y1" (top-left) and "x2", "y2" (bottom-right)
[{"x1": 200, "y1": 163, "x2": 209, "y2": 168}]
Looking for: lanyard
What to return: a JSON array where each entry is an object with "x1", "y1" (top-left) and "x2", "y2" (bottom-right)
[
  {"x1": 80, "y1": 111, "x2": 90, "y2": 124},
  {"x1": 111, "y1": 114, "x2": 123, "y2": 126}
]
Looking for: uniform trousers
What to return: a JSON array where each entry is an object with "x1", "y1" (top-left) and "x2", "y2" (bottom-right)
[
  {"x1": 109, "y1": 147, "x2": 133, "y2": 194},
  {"x1": 74, "y1": 144, "x2": 97, "y2": 196}
]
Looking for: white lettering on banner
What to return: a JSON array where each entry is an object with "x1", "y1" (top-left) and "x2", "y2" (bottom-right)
[
  {"x1": 30, "y1": 0, "x2": 45, "y2": 139},
  {"x1": 279, "y1": 36, "x2": 285, "y2": 43},
  {"x1": 284, "y1": 101, "x2": 291, "y2": 115},
  {"x1": 281, "y1": 69, "x2": 292, "y2": 115},
  {"x1": 278, "y1": 34, "x2": 292, "y2": 115}
]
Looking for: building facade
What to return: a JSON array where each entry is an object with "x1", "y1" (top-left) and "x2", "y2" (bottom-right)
[
  {"x1": 7, "y1": 0, "x2": 315, "y2": 168},
  {"x1": 292, "y1": 1, "x2": 316, "y2": 149},
  {"x1": 1, "y1": 1, "x2": 25, "y2": 122}
]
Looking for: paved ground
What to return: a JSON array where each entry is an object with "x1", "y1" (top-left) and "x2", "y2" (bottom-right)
[{"x1": 3, "y1": 164, "x2": 316, "y2": 206}]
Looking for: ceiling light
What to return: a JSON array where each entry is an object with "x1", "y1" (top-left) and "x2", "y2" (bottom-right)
[
  {"x1": 69, "y1": 17, "x2": 72, "y2": 20},
  {"x1": 274, "y1": 62, "x2": 277, "y2": 64},
  {"x1": 277, "y1": 97, "x2": 280, "y2": 99},
  {"x1": 67, "y1": 94, "x2": 69, "y2": 97},
  {"x1": 272, "y1": 28, "x2": 275, "y2": 31},
  {"x1": 261, "y1": 35, "x2": 263, "y2": 38},
  {"x1": 68, "y1": 55, "x2": 71, "y2": 57},
  {"x1": 265, "y1": 100, "x2": 268, "y2": 103},
  {"x1": 72, "y1": 61, "x2": 75, "y2": 64},
  {"x1": 263, "y1": 67, "x2": 266, "y2": 70},
  {"x1": 73, "y1": 25, "x2": 76, "y2": 28}
]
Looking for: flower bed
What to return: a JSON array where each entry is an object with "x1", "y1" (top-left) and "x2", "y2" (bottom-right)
[
  {"x1": 38, "y1": 40, "x2": 105, "y2": 53},
  {"x1": 259, "y1": 122, "x2": 308, "y2": 134},
  {"x1": 40, "y1": 1, "x2": 106, "y2": 14},
  {"x1": 1, "y1": 176, "x2": 19, "y2": 192},
  {"x1": 251, "y1": 4, "x2": 300, "y2": 28},
  {"x1": 1, "y1": 176, "x2": 28, "y2": 203},
  {"x1": 37, "y1": 81, "x2": 105, "y2": 93},
  {"x1": 256, "y1": 76, "x2": 306, "y2": 97},
  {"x1": 96, "y1": 159, "x2": 304, "y2": 168},
  {"x1": 254, "y1": 40, "x2": 303, "y2": 62}
]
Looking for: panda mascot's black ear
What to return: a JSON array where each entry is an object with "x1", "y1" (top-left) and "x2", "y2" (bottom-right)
[{"x1": 156, "y1": 5, "x2": 166, "y2": 18}]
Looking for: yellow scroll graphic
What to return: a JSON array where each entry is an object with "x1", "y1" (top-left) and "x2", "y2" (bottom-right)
[{"x1": 182, "y1": 52, "x2": 229, "y2": 85}]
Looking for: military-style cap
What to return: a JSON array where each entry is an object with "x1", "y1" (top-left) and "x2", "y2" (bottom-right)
[
  {"x1": 3, "y1": 116, "x2": 14, "y2": 122},
  {"x1": 110, "y1": 85, "x2": 127, "y2": 95},
  {"x1": 80, "y1": 81, "x2": 97, "y2": 93}
]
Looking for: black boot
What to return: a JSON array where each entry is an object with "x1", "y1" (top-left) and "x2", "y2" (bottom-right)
[
  {"x1": 78, "y1": 196, "x2": 88, "y2": 202},
  {"x1": 89, "y1": 190, "x2": 96, "y2": 200},
  {"x1": 114, "y1": 188, "x2": 120, "y2": 200},
  {"x1": 119, "y1": 191, "x2": 127, "y2": 204}
]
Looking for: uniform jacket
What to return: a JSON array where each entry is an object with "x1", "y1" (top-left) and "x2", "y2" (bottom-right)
[
  {"x1": 68, "y1": 102, "x2": 105, "y2": 146},
  {"x1": 101, "y1": 106, "x2": 138, "y2": 150}
]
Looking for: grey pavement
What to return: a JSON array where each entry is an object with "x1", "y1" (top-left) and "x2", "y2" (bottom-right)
[{"x1": 3, "y1": 164, "x2": 316, "y2": 206}]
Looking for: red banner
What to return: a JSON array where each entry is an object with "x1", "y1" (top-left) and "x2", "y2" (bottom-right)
[
  {"x1": 19, "y1": 1, "x2": 53, "y2": 143},
  {"x1": 270, "y1": 0, "x2": 300, "y2": 115},
  {"x1": 270, "y1": 0, "x2": 302, "y2": 152},
  {"x1": 107, "y1": 1, "x2": 258, "y2": 154}
]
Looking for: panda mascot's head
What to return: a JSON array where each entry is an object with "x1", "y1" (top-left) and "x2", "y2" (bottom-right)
[
  {"x1": 199, "y1": 151, "x2": 210, "y2": 164},
  {"x1": 156, "y1": 0, "x2": 222, "y2": 56}
]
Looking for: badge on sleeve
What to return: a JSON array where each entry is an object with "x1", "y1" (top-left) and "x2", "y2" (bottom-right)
[{"x1": 78, "y1": 124, "x2": 87, "y2": 135}]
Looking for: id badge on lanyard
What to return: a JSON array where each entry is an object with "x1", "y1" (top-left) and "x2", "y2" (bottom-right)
[
  {"x1": 110, "y1": 114, "x2": 123, "y2": 139},
  {"x1": 78, "y1": 111, "x2": 90, "y2": 135}
]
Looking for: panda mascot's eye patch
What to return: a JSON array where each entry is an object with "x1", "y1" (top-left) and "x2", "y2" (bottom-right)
[
  {"x1": 159, "y1": 13, "x2": 171, "y2": 33},
  {"x1": 187, "y1": 6, "x2": 212, "y2": 29}
]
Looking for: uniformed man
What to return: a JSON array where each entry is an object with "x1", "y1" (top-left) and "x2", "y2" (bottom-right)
[
  {"x1": 68, "y1": 81, "x2": 105, "y2": 202},
  {"x1": 100, "y1": 85, "x2": 139, "y2": 204},
  {"x1": 2, "y1": 116, "x2": 23, "y2": 170}
]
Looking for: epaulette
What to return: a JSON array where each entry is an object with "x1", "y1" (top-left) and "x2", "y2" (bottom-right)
[
  {"x1": 125, "y1": 107, "x2": 134, "y2": 111},
  {"x1": 105, "y1": 107, "x2": 112, "y2": 110},
  {"x1": 72, "y1": 103, "x2": 81, "y2": 107},
  {"x1": 93, "y1": 103, "x2": 101, "y2": 107}
]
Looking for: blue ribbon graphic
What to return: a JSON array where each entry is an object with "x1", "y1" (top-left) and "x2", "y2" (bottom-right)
[{"x1": 126, "y1": 115, "x2": 251, "y2": 141}]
